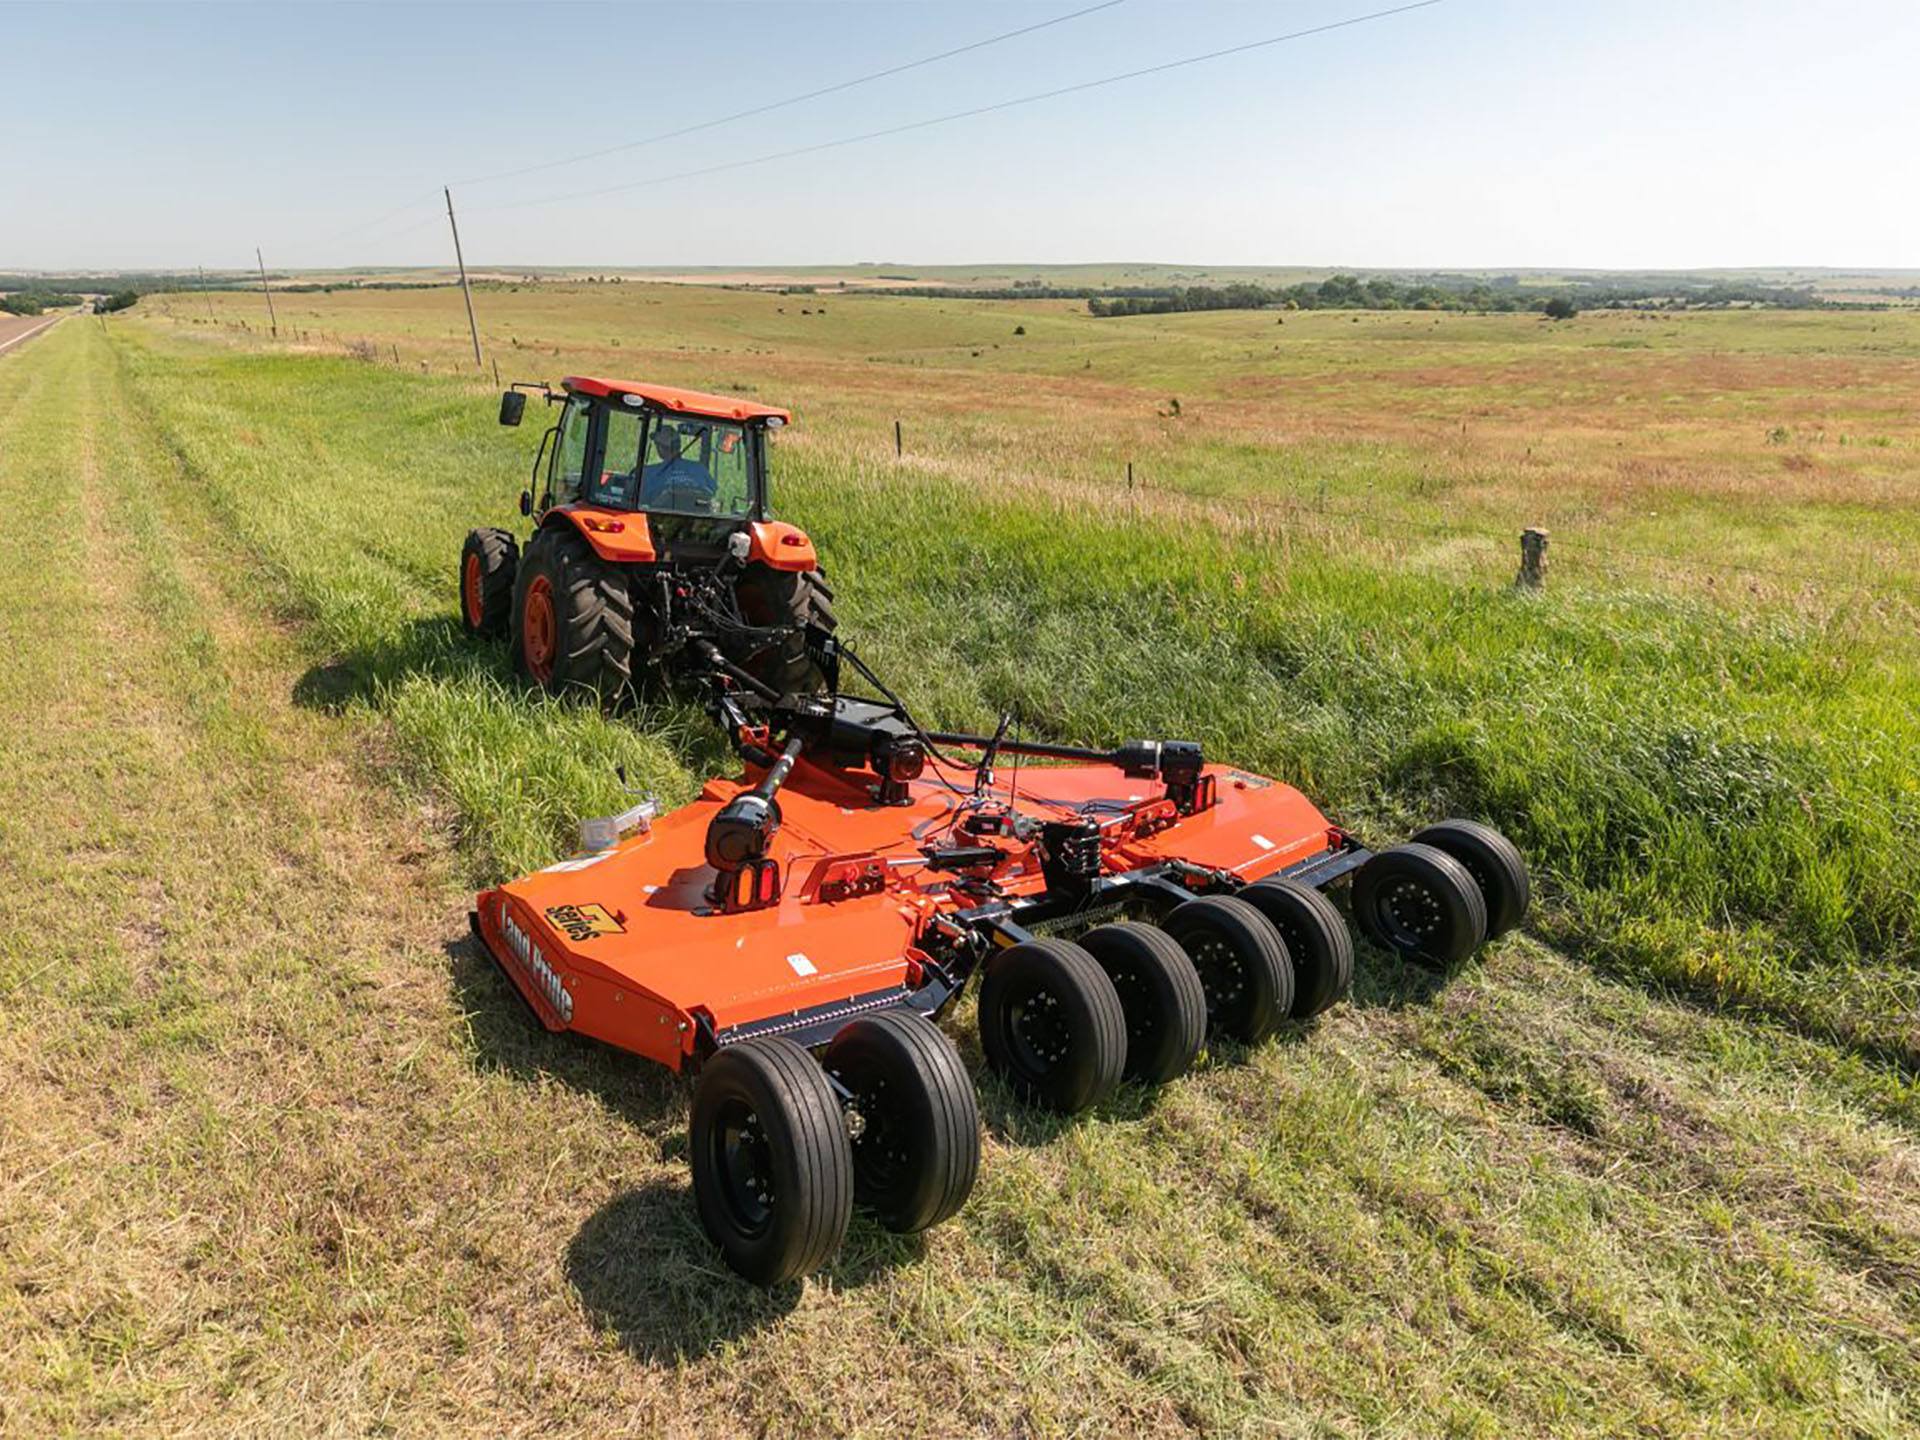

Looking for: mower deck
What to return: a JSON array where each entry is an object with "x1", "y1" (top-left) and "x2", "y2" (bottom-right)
[{"x1": 473, "y1": 755, "x2": 1360, "y2": 1070}]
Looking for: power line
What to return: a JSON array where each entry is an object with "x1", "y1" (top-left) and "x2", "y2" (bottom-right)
[
  {"x1": 319, "y1": 0, "x2": 1126, "y2": 255},
  {"x1": 456, "y1": 0, "x2": 1447, "y2": 219},
  {"x1": 451, "y1": 0, "x2": 1130, "y2": 191}
]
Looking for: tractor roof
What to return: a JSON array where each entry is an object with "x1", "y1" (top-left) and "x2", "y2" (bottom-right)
[{"x1": 562, "y1": 375, "x2": 791, "y2": 424}]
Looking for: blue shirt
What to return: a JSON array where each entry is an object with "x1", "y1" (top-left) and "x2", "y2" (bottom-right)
[{"x1": 639, "y1": 457, "x2": 716, "y2": 510}]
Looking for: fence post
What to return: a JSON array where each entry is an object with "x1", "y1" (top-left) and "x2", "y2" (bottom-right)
[
  {"x1": 894, "y1": 419, "x2": 903, "y2": 457},
  {"x1": 1127, "y1": 461, "x2": 1134, "y2": 491},
  {"x1": 492, "y1": 357, "x2": 501, "y2": 387},
  {"x1": 1517, "y1": 527, "x2": 1550, "y2": 589}
]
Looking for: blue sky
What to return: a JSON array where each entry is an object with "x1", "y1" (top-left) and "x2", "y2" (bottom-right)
[{"x1": 4, "y1": 0, "x2": 1916, "y2": 272}]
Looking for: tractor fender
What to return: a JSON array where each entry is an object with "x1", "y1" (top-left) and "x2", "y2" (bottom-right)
[
  {"x1": 547, "y1": 505, "x2": 657, "y2": 563},
  {"x1": 746, "y1": 520, "x2": 818, "y2": 572}
]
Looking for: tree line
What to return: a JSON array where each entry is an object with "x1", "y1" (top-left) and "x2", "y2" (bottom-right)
[{"x1": 1084, "y1": 274, "x2": 1865, "y2": 318}]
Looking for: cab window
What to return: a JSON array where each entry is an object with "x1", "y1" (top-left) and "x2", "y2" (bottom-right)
[
  {"x1": 549, "y1": 395, "x2": 592, "y2": 506},
  {"x1": 638, "y1": 418, "x2": 754, "y2": 517},
  {"x1": 589, "y1": 404, "x2": 647, "y2": 508}
]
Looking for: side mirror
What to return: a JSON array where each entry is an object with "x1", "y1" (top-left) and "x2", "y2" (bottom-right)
[
  {"x1": 499, "y1": 390, "x2": 527, "y2": 427},
  {"x1": 519, "y1": 490, "x2": 533, "y2": 517}
]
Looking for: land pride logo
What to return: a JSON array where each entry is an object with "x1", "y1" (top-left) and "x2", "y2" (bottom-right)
[{"x1": 500, "y1": 906, "x2": 575, "y2": 1023}]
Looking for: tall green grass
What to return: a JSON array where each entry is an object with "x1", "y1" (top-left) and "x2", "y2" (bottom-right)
[{"x1": 110, "y1": 331, "x2": 1920, "y2": 1067}]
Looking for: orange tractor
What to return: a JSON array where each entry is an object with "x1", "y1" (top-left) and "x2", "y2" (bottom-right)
[
  {"x1": 461, "y1": 377, "x2": 1530, "y2": 1285},
  {"x1": 460, "y1": 376, "x2": 834, "y2": 702}
]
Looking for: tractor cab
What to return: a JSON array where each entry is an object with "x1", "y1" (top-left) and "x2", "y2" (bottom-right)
[
  {"x1": 467, "y1": 374, "x2": 833, "y2": 702},
  {"x1": 503, "y1": 376, "x2": 793, "y2": 563}
]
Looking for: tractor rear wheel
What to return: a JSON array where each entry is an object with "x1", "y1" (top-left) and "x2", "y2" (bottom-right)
[
  {"x1": 511, "y1": 528, "x2": 635, "y2": 703},
  {"x1": 1238, "y1": 878, "x2": 1354, "y2": 1020},
  {"x1": 1077, "y1": 922, "x2": 1206, "y2": 1085},
  {"x1": 1161, "y1": 896, "x2": 1295, "y2": 1045},
  {"x1": 824, "y1": 1011, "x2": 979, "y2": 1234},
  {"x1": 979, "y1": 939, "x2": 1125, "y2": 1114},
  {"x1": 459, "y1": 528, "x2": 517, "y2": 638},
  {"x1": 689, "y1": 1037, "x2": 853, "y2": 1286},
  {"x1": 1409, "y1": 820, "x2": 1530, "y2": 940},
  {"x1": 1351, "y1": 842, "x2": 1488, "y2": 968},
  {"x1": 735, "y1": 566, "x2": 836, "y2": 696}
]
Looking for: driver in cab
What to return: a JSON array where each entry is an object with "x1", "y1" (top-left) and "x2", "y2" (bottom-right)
[{"x1": 639, "y1": 425, "x2": 716, "y2": 511}]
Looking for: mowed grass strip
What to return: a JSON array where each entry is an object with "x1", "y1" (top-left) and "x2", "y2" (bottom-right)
[{"x1": 1, "y1": 318, "x2": 1916, "y2": 1435}]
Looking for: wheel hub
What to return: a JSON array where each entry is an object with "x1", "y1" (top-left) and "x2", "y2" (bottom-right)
[{"x1": 522, "y1": 575, "x2": 557, "y2": 683}]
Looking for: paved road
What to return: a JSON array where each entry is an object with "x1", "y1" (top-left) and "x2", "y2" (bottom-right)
[{"x1": 0, "y1": 310, "x2": 66, "y2": 357}]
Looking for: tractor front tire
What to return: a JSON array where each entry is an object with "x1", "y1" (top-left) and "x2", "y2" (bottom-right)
[
  {"x1": 735, "y1": 565, "x2": 837, "y2": 696},
  {"x1": 689, "y1": 1037, "x2": 854, "y2": 1286},
  {"x1": 979, "y1": 939, "x2": 1126, "y2": 1115},
  {"x1": 459, "y1": 528, "x2": 517, "y2": 638},
  {"x1": 511, "y1": 527, "x2": 635, "y2": 703},
  {"x1": 824, "y1": 1012, "x2": 979, "y2": 1234},
  {"x1": 1077, "y1": 922, "x2": 1206, "y2": 1086}
]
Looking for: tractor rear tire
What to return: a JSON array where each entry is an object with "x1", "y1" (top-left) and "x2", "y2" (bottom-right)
[
  {"x1": 1161, "y1": 896, "x2": 1295, "y2": 1045},
  {"x1": 735, "y1": 566, "x2": 837, "y2": 696},
  {"x1": 1077, "y1": 922, "x2": 1206, "y2": 1086},
  {"x1": 1409, "y1": 820, "x2": 1530, "y2": 940},
  {"x1": 689, "y1": 1037, "x2": 853, "y2": 1286},
  {"x1": 459, "y1": 528, "x2": 517, "y2": 638},
  {"x1": 824, "y1": 1011, "x2": 979, "y2": 1234},
  {"x1": 1351, "y1": 842, "x2": 1488, "y2": 969},
  {"x1": 1238, "y1": 878, "x2": 1354, "y2": 1020},
  {"x1": 511, "y1": 527, "x2": 635, "y2": 704},
  {"x1": 979, "y1": 939, "x2": 1126, "y2": 1115}
]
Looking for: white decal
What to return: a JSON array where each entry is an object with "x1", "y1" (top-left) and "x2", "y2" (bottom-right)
[
  {"x1": 501, "y1": 907, "x2": 576, "y2": 1022},
  {"x1": 1251, "y1": 834, "x2": 1275, "y2": 851},
  {"x1": 786, "y1": 953, "x2": 817, "y2": 977}
]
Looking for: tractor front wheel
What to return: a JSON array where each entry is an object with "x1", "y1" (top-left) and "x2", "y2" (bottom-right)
[
  {"x1": 979, "y1": 939, "x2": 1125, "y2": 1114},
  {"x1": 689, "y1": 1037, "x2": 853, "y2": 1286},
  {"x1": 511, "y1": 528, "x2": 635, "y2": 703},
  {"x1": 824, "y1": 1012, "x2": 979, "y2": 1234},
  {"x1": 459, "y1": 528, "x2": 517, "y2": 638}
]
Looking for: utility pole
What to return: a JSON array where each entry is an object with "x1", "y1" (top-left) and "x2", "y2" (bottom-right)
[
  {"x1": 255, "y1": 248, "x2": 278, "y2": 337},
  {"x1": 445, "y1": 186, "x2": 483, "y2": 370},
  {"x1": 198, "y1": 265, "x2": 215, "y2": 322}
]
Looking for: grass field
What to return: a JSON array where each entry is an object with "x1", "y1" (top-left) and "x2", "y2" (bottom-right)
[{"x1": 1, "y1": 287, "x2": 1917, "y2": 1436}]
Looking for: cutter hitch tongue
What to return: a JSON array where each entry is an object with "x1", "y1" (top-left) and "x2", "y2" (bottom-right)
[{"x1": 703, "y1": 735, "x2": 804, "y2": 910}]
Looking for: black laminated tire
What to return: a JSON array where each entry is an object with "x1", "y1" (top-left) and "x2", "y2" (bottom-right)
[
  {"x1": 1077, "y1": 922, "x2": 1206, "y2": 1085},
  {"x1": 1409, "y1": 820, "x2": 1531, "y2": 940},
  {"x1": 689, "y1": 1037, "x2": 853, "y2": 1286},
  {"x1": 1351, "y1": 842, "x2": 1488, "y2": 968},
  {"x1": 979, "y1": 938, "x2": 1126, "y2": 1114},
  {"x1": 1161, "y1": 895, "x2": 1295, "y2": 1045},
  {"x1": 1238, "y1": 878, "x2": 1355, "y2": 1019},
  {"x1": 824, "y1": 1011, "x2": 979, "y2": 1233},
  {"x1": 459, "y1": 527, "x2": 517, "y2": 638}
]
